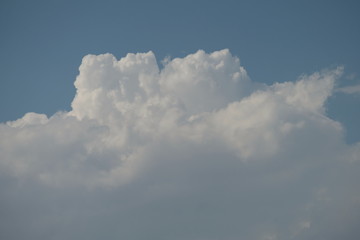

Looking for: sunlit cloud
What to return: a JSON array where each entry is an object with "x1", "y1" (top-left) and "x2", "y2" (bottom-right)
[{"x1": 1, "y1": 50, "x2": 359, "y2": 240}]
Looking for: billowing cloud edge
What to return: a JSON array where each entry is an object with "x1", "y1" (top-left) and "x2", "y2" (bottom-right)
[{"x1": 0, "y1": 49, "x2": 356, "y2": 188}]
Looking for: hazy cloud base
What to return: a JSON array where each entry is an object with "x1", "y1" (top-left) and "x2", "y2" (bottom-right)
[{"x1": 1, "y1": 50, "x2": 359, "y2": 240}]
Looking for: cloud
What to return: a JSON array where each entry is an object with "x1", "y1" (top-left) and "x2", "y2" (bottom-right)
[
  {"x1": 1, "y1": 49, "x2": 359, "y2": 240},
  {"x1": 336, "y1": 84, "x2": 360, "y2": 94}
]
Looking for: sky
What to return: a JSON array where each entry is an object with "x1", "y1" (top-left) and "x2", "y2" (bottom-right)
[{"x1": 1, "y1": 0, "x2": 360, "y2": 240}]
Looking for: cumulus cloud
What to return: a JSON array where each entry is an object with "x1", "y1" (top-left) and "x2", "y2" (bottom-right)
[{"x1": 1, "y1": 49, "x2": 359, "y2": 240}]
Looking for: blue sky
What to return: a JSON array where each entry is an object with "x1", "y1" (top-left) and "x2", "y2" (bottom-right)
[
  {"x1": 1, "y1": 0, "x2": 359, "y2": 142},
  {"x1": 1, "y1": 1, "x2": 360, "y2": 239}
]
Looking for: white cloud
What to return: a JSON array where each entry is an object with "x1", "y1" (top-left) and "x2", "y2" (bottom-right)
[{"x1": 0, "y1": 50, "x2": 359, "y2": 240}]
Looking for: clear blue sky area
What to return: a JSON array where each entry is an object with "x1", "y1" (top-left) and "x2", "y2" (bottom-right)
[{"x1": 1, "y1": 0, "x2": 359, "y2": 142}]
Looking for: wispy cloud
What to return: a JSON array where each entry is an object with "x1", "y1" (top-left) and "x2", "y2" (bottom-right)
[{"x1": 337, "y1": 84, "x2": 360, "y2": 94}]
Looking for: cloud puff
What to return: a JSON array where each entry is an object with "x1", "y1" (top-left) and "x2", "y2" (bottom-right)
[{"x1": 1, "y1": 50, "x2": 359, "y2": 240}]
